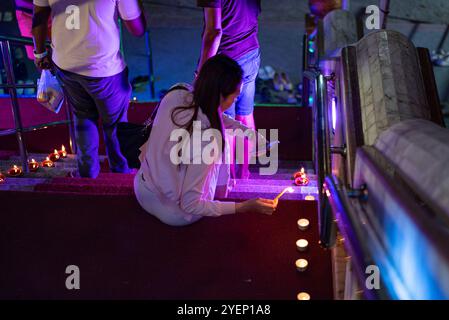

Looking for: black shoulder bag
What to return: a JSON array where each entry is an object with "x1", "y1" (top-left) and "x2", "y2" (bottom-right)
[{"x1": 117, "y1": 84, "x2": 191, "y2": 169}]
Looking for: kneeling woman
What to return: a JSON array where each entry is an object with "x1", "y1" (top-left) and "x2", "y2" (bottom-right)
[{"x1": 134, "y1": 55, "x2": 276, "y2": 226}]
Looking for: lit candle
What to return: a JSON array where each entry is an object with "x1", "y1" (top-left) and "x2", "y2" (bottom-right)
[
  {"x1": 42, "y1": 157, "x2": 54, "y2": 168},
  {"x1": 293, "y1": 167, "x2": 305, "y2": 179},
  {"x1": 296, "y1": 239, "x2": 308, "y2": 252},
  {"x1": 0, "y1": 172, "x2": 5, "y2": 183},
  {"x1": 305, "y1": 195, "x2": 315, "y2": 201},
  {"x1": 295, "y1": 259, "x2": 308, "y2": 272},
  {"x1": 297, "y1": 292, "x2": 311, "y2": 300},
  {"x1": 58, "y1": 145, "x2": 67, "y2": 158},
  {"x1": 28, "y1": 159, "x2": 39, "y2": 172},
  {"x1": 274, "y1": 187, "x2": 294, "y2": 202},
  {"x1": 297, "y1": 218, "x2": 310, "y2": 231},
  {"x1": 49, "y1": 149, "x2": 60, "y2": 162},
  {"x1": 294, "y1": 168, "x2": 309, "y2": 186},
  {"x1": 8, "y1": 165, "x2": 22, "y2": 176}
]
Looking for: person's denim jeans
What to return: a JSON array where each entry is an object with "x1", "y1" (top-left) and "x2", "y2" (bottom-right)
[
  {"x1": 225, "y1": 48, "x2": 261, "y2": 118},
  {"x1": 56, "y1": 67, "x2": 131, "y2": 178}
]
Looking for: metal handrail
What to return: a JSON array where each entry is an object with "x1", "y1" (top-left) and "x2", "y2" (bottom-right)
[
  {"x1": 304, "y1": 69, "x2": 333, "y2": 248},
  {"x1": 0, "y1": 35, "x2": 76, "y2": 173},
  {"x1": 324, "y1": 175, "x2": 386, "y2": 300}
]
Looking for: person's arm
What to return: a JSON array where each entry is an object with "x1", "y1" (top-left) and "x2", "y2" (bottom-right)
[
  {"x1": 197, "y1": 7, "x2": 222, "y2": 74},
  {"x1": 118, "y1": 0, "x2": 147, "y2": 37},
  {"x1": 180, "y1": 149, "x2": 236, "y2": 217},
  {"x1": 180, "y1": 159, "x2": 276, "y2": 216},
  {"x1": 31, "y1": 3, "x2": 51, "y2": 69}
]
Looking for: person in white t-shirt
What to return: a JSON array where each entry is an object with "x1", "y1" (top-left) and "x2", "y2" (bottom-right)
[
  {"x1": 31, "y1": 0, "x2": 146, "y2": 178},
  {"x1": 135, "y1": 55, "x2": 277, "y2": 226}
]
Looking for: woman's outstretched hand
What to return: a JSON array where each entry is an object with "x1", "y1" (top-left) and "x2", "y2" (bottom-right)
[{"x1": 236, "y1": 198, "x2": 278, "y2": 215}]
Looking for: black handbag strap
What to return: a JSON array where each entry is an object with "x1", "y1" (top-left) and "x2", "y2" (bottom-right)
[{"x1": 143, "y1": 83, "x2": 192, "y2": 128}]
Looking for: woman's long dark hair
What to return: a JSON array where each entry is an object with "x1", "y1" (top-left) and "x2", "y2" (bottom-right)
[{"x1": 171, "y1": 54, "x2": 243, "y2": 152}]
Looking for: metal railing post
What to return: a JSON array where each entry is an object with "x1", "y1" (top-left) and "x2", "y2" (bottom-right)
[
  {"x1": 0, "y1": 40, "x2": 29, "y2": 173},
  {"x1": 145, "y1": 30, "x2": 156, "y2": 100}
]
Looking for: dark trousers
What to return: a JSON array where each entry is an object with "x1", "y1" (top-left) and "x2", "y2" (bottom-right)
[{"x1": 56, "y1": 67, "x2": 131, "y2": 178}]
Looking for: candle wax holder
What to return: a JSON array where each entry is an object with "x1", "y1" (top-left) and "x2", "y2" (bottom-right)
[
  {"x1": 49, "y1": 149, "x2": 60, "y2": 162},
  {"x1": 8, "y1": 165, "x2": 22, "y2": 176},
  {"x1": 28, "y1": 159, "x2": 39, "y2": 172},
  {"x1": 42, "y1": 157, "x2": 54, "y2": 168}
]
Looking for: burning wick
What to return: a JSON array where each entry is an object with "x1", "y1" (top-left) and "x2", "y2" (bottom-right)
[
  {"x1": 274, "y1": 187, "x2": 294, "y2": 202},
  {"x1": 58, "y1": 145, "x2": 67, "y2": 158}
]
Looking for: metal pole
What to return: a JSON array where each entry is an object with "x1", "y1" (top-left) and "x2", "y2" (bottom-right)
[
  {"x1": 145, "y1": 30, "x2": 156, "y2": 100},
  {"x1": 0, "y1": 40, "x2": 29, "y2": 173}
]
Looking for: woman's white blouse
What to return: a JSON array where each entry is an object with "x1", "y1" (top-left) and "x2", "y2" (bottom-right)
[{"x1": 139, "y1": 89, "x2": 250, "y2": 220}]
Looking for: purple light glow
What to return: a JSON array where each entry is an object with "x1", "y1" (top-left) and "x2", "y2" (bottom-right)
[{"x1": 331, "y1": 97, "x2": 337, "y2": 132}]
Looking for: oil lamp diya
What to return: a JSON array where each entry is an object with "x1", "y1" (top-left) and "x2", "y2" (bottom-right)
[
  {"x1": 28, "y1": 159, "x2": 39, "y2": 172},
  {"x1": 49, "y1": 149, "x2": 60, "y2": 162},
  {"x1": 8, "y1": 165, "x2": 22, "y2": 176},
  {"x1": 42, "y1": 157, "x2": 54, "y2": 168},
  {"x1": 294, "y1": 167, "x2": 309, "y2": 186}
]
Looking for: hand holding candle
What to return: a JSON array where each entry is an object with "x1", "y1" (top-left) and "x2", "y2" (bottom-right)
[{"x1": 274, "y1": 187, "x2": 294, "y2": 205}]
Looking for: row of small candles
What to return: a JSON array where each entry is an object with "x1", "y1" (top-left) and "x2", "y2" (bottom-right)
[
  {"x1": 0, "y1": 145, "x2": 67, "y2": 181},
  {"x1": 271, "y1": 182, "x2": 312, "y2": 300},
  {"x1": 296, "y1": 190, "x2": 311, "y2": 301}
]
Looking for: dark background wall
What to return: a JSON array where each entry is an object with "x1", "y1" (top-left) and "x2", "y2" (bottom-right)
[{"x1": 1, "y1": 0, "x2": 449, "y2": 113}]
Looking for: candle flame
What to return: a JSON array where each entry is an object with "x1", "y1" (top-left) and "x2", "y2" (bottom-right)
[
  {"x1": 13, "y1": 165, "x2": 18, "y2": 169},
  {"x1": 301, "y1": 167, "x2": 305, "y2": 173},
  {"x1": 46, "y1": 157, "x2": 50, "y2": 161},
  {"x1": 31, "y1": 159, "x2": 35, "y2": 162},
  {"x1": 54, "y1": 149, "x2": 58, "y2": 154},
  {"x1": 61, "y1": 145, "x2": 65, "y2": 151}
]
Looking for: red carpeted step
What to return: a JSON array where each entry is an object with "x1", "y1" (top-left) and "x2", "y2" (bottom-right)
[
  {"x1": 51, "y1": 176, "x2": 135, "y2": 186},
  {"x1": 34, "y1": 183, "x2": 134, "y2": 195},
  {"x1": 0, "y1": 190, "x2": 332, "y2": 300}
]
